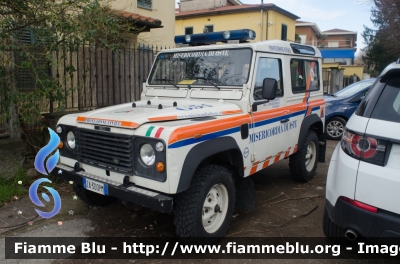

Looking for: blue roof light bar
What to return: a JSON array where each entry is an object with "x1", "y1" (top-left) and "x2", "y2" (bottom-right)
[{"x1": 175, "y1": 29, "x2": 256, "y2": 46}]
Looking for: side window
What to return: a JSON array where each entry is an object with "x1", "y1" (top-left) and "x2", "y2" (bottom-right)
[
  {"x1": 253, "y1": 58, "x2": 283, "y2": 101},
  {"x1": 290, "y1": 59, "x2": 319, "y2": 93}
]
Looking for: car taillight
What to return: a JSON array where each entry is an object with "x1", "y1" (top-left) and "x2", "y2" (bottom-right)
[
  {"x1": 341, "y1": 197, "x2": 378, "y2": 213},
  {"x1": 341, "y1": 129, "x2": 389, "y2": 166}
]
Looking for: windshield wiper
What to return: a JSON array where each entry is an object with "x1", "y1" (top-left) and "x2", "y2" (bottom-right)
[
  {"x1": 154, "y1": 78, "x2": 179, "y2": 89},
  {"x1": 194, "y1": 76, "x2": 221, "y2": 90}
]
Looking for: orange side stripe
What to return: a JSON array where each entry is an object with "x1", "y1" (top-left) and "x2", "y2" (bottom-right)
[
  {"x1": 76, "y1": 116, "x2": 140, "y2": 128},
  {"x1": 293, "y1": 144, "x2": 298, "y2": 154},
  {"x1": 168, "y1": 99, "x2": 325, "y2": 145},
  {"x1": 148, "y1": 116, "x2": 178, "y2": 122},
  {"x1": 168, "y1": 114, "x2": 251, "y2": 145},
  {"x1": 222, "y1": 110, "x2": 242, "y2": 115}
]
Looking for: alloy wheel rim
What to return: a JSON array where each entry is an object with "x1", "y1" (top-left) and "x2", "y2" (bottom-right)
[{"x1": 327, "y1": 120, "x2": 344, "y2": 138}]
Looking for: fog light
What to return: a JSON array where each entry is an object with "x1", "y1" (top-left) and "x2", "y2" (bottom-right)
[{"x1": 156, "y1": 162, "x2": 165, "y2": 172}]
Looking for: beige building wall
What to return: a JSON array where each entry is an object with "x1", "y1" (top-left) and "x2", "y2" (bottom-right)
[
  {"x1": 111, "y1": 0, "x2": 175, "y2": 47},
  {"x1": 266, "y1": 10, "x2": 296, "y2": 41},
  {"x1": 175, "y1": 11, "x2": 266, "y2": 41},
  {"x1": 176, "y1": 10, "x2": 297, "y2": 42}
]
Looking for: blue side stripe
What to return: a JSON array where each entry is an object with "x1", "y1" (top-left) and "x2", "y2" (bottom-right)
[
  {"x1": 169, "y1": 126, "x2": 241, "y2": 149},
  {"x1": 168, "y1": 107, "x2": 321, "y2": 149}
]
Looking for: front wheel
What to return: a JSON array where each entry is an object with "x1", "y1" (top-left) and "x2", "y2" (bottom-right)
[
  {"x1": 174, "y1": 164, "x2": 235, "y2": 239},
  {"x1": 289, "y1": 131, "x2": 319, "y2": 182}
]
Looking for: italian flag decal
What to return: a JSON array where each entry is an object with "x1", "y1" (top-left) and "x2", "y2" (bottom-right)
[{"x1": 145, "y1": 126, "x2": 164, "y2": 138}]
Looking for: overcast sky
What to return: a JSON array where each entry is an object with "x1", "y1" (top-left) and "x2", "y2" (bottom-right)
[{"x1": 175, "y1": 0, "x2": 375, "y2": 55}]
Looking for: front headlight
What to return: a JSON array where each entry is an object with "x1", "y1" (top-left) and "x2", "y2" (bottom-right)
[
  {"x1": 67, "y1": 131, "x2": 76, "y2": 149},
  {"x1": 140, "y1": 144, "x2": 155, "y2": 166}
]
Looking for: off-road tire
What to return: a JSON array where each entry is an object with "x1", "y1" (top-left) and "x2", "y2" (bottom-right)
[
  {"x1": 325, "y1": 116, "x2": 347, "y2": 140},
  {"x1": 323, "y1": 206, "x2": 346, "y2": 242},
  {"x1": 289, "y1": 131, "x2": 319, "y2": 182},
  {"x1": 174, "y1": 164, "x2": 235, "y2": 239},
  {"x1": 73, "y1": 182, "x2": 116, "y2": 206}
]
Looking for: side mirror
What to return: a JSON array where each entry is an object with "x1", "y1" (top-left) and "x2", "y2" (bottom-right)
[{"x1": 262, "y1": 78, "x2": 278, "y2": 100}]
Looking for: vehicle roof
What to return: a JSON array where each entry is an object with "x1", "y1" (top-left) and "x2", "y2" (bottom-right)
[
  {"x1": 380, "y1": 61, "x2": 400, "y2": 77},
  {"x1": 162, "y1": 40, "x2": 322, "y2": 58}
]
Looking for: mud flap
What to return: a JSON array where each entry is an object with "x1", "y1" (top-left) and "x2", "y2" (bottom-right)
[
  {"x1": 235, "y1": 177, "x2": 254, "y2": 213},
  {"x1": 318, "y1": 134, "x2": 327, "y2": 163}
]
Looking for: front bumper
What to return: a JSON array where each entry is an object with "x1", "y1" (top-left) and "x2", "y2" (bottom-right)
[
  {"x1": 326, "y1": 198, "x2": 400, "y2": 240},
  {"x1": 53, "y1": 164, "x2": 173, "y2": 213}
]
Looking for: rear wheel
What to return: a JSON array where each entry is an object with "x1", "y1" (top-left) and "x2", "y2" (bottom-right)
[
  {"x1": 289, "y1": 131, "x2": 319, "y2": 182},
  {"x1": 326, "y1": 117, "x2": 346, "y2": 140},
  {"x1": 174, "y1": 164, "x2": 235, "y2": 239}
]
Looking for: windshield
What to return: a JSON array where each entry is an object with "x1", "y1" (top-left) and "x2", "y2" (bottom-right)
[
  {"x1": 334, "y1": 79, "x2": 375, "y2": 97},
  {"x1": 148, "y1": 48, "x2": 252, "y2": 87}
]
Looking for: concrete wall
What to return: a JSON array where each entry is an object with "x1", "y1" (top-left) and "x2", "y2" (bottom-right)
[{"x1": 111, "y1": 0, "x2": 176, "y2": 47}]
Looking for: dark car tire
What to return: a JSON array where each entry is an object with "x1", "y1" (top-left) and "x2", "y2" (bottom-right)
[
  {"x1": 174, "y1": 164, "x2": 235, "y2": 240},
  {"x1": 325, "y1": 117, "x2": 347, "y2": 140},
  {"x1": 73, "y1": 182, "x2": 116, "y2": 206},
  {"x1": 289, "y1": 131, "x2": 319, "y2": 182},
  {"x1": 323, "y1": 206, "x2": 347, "y2": 242}
]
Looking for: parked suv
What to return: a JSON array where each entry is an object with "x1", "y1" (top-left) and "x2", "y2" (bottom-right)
[
  {"x1": 52, "y1": 29, "x2": 326, "y2": 239},
  {"x1": 324, "y1": 61, "x2": 400, "y2": 241}
]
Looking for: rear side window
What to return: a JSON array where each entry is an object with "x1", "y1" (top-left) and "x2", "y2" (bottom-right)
[
  {"x1": 290, "y1": 59, "x2": 319, "y2": 93},
  {"x1": 370, "y1": 76, "x2": 400, "y2": 123}
]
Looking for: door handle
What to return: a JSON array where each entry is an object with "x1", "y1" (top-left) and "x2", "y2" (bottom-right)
[{"x1": 280, "y1": 118, "x2": 290, "y2": 123}]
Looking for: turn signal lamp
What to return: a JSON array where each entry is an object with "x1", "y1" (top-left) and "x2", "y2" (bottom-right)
[{"x1": 156, "y1": 162, "x2": 165, "y2": 172}]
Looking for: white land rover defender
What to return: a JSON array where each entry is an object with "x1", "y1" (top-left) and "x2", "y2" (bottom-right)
[{"x1": 54, "y1": 29, "x2": 326, "y2": 238}]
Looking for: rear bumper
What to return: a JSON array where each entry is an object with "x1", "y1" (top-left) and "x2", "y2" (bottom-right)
[
  {"x1": 326, "y1": 198, "x2": 400, "y2": 240},
  {"x1": 52, "y1": 164, "x2": 173, "y2": 213}
]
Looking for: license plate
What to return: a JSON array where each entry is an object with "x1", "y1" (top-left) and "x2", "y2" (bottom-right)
[{"x1": 83, "y1": 178, "x2": 109, "y2": 196}]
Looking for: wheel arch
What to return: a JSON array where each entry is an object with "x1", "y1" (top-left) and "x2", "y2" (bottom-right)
[
  {"x1": 326, "y1": 115, "x2": 349, "y2": 123},
  {"x1": 176, "y1": 137, "x2": 244, "y2": 193},
  {"x1": 298, "y1": 114, "x2": 326, "y2": 162}
]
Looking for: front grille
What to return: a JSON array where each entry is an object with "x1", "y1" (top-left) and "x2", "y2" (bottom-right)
[{"x1": 76, "y1": 128, "x2": 134, "y2": 175}]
